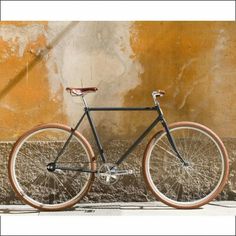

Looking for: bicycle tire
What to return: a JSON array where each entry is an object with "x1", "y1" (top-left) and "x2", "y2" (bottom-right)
[
  {"x1": 143, "y1": 121, "x2": 229, "y2": 209},
  {"x1": 8, "y1": 123, "x2": 96, "y2": 211}
]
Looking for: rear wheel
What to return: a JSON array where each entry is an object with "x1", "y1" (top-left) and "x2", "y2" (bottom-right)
[
  {"x1": 8, "y1": 123, "x2": 96, "y2": 211},
  {"x1": 143, "y1": 122, "x2": 229, "y2": 209}
]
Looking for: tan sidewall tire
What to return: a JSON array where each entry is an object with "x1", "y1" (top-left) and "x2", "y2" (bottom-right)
[
  {"x1": 8, "y1": 123, "x2": 96, "y2": 211},
  {"x1": 142, "y1": 121, "x2": 229, "y2": 209}
]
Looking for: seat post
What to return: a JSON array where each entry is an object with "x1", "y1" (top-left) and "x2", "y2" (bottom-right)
[{"x1": 81, "y1": 95, "x2": 88, "y2": 108}]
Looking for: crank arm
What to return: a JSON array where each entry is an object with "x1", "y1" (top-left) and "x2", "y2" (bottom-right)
[{"x1": 99, "y1": 170, "x2": 136, "y2": 176}]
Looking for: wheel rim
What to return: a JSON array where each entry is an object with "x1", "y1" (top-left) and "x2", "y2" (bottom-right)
[
  {"x1": 146, "y1": 126, "x2": 225, "y2": 207},
  {"x1": 10, "y1": 127, "x2": 93, "y2": 209}
]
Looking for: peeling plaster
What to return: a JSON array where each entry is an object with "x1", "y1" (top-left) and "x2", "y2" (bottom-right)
[
  {"x1": 0, "y1": 24, "x2": 46, "y2": 57},
  {"x1": 207, "y1": 28, "x2": 236, "y2": 136},
  {"x1": 123, "y1": 22, "x2": 236, "y2": 138},
  {"x1": 172, "y1": 58, "x2": 197, "y2": 98},
  {"x1": 46, "y1": 22, "x2": 142, "y2": 133}
]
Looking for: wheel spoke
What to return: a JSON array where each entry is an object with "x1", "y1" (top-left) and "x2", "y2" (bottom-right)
[
  {"x1": 155, "y1": 144, "x2": 179, "y2": 161},
  {"x1": 189, "y1": 142, "x2": 215, "y2": 162},
  {"x1": 146, "y1": 124, "x2": 227, "y2": 208},
  {"x1": 9, "y1": 125, "x2": 93, "y2": 210},
  {"x1": 18, "y1": 151, "x2": 46, "y2": 171}
]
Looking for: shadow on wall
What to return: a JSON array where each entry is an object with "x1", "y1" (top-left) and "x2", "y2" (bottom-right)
[{"x1": 0, "y1": 22, "x2": 78, "y2": 101}]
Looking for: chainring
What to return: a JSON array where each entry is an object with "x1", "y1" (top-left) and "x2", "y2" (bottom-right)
[{"x1": 97, "y1": 163, "x2": 120, "y2": 185}]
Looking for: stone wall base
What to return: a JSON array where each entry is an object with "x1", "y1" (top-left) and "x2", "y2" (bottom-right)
[{"x1": 1, "y1": 138, "x2": 236, "y2": 205}]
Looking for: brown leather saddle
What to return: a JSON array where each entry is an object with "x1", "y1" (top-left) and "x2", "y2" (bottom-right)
[{"x1": 66, "y1": 87, "x2": 98, "y2": 96}]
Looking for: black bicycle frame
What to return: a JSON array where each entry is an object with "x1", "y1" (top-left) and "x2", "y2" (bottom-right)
[
  {"x1": 87, "y1": 106, "x2": 160, "y2": 165},
  {"x1": 53, "y1": 104, "x2": 186, "y2": 173}
]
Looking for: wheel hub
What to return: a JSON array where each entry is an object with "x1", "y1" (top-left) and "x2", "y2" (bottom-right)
[{"x1": 47, "y1": 162, "x2": 56, "y2": 172}]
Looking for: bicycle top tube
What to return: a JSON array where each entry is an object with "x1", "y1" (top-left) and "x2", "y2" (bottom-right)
[{"x1": 87, "y1": 107, "x2": 157, "y2": 111}]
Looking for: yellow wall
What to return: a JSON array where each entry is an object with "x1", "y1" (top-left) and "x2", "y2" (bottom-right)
[
  {"x1": 0, "y1": 22, "x2": 66, "y2": 140},
  {"x1": 0, "y1": 22, "x2": 235, "y2": 141},
  {"x1": 125, "y1": 22, "x2": 236, "y2": 138}
]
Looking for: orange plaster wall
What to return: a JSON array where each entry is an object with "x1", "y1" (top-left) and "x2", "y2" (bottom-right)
[
  {"x1": 124, "y1": 22, "x2": 236, "y2": 138},
  {"x1": 0, "y1": 22, "x2": 66, "y2": 141}
]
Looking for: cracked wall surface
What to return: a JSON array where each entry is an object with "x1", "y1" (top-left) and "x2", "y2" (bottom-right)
[
  {"x1": 124, "y1": 22, "x2": 236, "y2": 138},
  {"x1": 0, "y1": 21, "x2": 236, "y2": 204}
]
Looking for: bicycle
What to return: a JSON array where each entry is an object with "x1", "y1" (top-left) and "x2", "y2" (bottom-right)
[{"x1": 8, "y1": 87, "x2": 229, "y2": 211}]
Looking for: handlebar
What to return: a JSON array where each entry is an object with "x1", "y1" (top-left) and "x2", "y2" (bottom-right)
[
  {"x1": 152, "y1": 90, "x2": 165, "y2": 98},
  {"x1": 152, "y1": 90, "x2": 165, "y2": 106}
]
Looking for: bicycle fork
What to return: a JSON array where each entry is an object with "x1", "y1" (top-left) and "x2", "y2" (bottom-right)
[
  {"x1": 161, "y1": 118, "x2": 188, "y2": 166},
  {"x1": 156, "y1": 105, "x2": 188, "y2": 166}
]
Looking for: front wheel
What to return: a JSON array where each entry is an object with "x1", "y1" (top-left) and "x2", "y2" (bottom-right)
[
  {"x1": 8, "y1": 123, "x2": 96, "y2": 211},
  {"x1": 143, "y1": 122, "x2": 229, "y2": 209}
]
